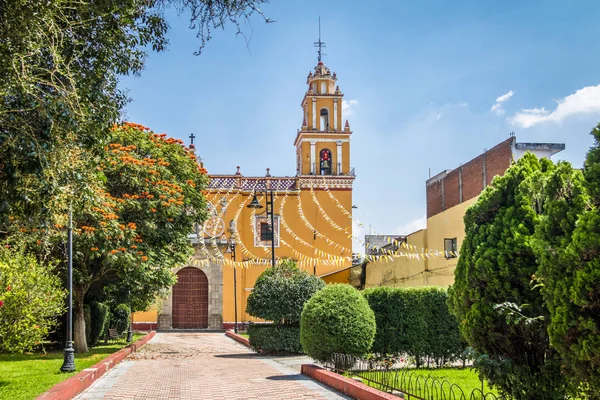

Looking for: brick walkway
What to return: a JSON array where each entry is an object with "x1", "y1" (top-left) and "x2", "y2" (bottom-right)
[{"x1": 75, "y1": 333, "x2": 348, "y2": 399}]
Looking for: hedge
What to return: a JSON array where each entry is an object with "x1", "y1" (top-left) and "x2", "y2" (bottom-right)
[
  {"x1": 363, "y1": 286, "x2": 466, "y2": 366},
  {"x1": 247, "y1": 324, "x2": 302, "y2": 353},
  {"x1": 111, "y1": 303, "x2": 130, "y2": 334},
  {"x1": 89, "y1": 301, "x2": 110, "y2": 346},
  {"x1": 301, "y1": 284, "x2": 376, "y2": 363}
]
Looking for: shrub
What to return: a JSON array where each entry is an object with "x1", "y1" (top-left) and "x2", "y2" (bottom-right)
[
  {"x1": 246, "y1": 259, "x2": 324, "y2": 325},
  {"x1": 300, "y1": 284, "x2": 376, "y2": 362},
  {"x1": 363, "y1": 286, "x2": 466, "y2": 366},
  {"x1": 89, "y1": 302, "x2": 110, "y2": 346},
  {"x1": 247, "y1": 324, "x2": 302, "y2": 353},
  {"x1": 0, "y1": 245, "x2": 65, "y2": 353},
  {"x1": 111, "y1": 304, "x2": 130, "y2": 334},
  {"x1": 84, "y1": 304, "x2": 91, "y2": 346}
]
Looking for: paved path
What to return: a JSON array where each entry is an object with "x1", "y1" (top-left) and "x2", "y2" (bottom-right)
[{"x1": 75, "y1": 333, "x2": 349, "y2": 400}]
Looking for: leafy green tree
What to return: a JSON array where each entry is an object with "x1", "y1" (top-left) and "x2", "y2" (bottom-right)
[
  {"x1": 448, "y1": 153, "x2": 567, "y2": 399},
  {"x1": 0, "y1": 0, "x2": 271, "y2": 231},
  {"x1": 534, "y1": 124, "x2": 600, "y2": 397},
  {"x1": 246, "y1": 259, "x2": 325, "y2": 326},
  {"x1": 300, "y1": 284, "x2": 376, "y2": 363},
  {"x1": 0, "y1": 245, "x2": 65, "y2": 353},
  {"x1": 3, "y1": 123, "x2": 208, "y2": 352}
]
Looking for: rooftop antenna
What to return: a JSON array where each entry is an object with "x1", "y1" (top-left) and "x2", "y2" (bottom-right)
[{"x1": 314, "y1": 17, "x2": 326, "y2": 62}]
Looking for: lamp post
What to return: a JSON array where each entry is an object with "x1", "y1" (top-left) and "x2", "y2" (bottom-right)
[
  {"x1": 60, "y1": 206, "x2": 75, "y2": 372},
  {"x1": 225, "y1": 234, "x2": 238, "y2": 333},
  {"x1": 126, "y1": 289, "x2": 133, "y2": 343},
  {"x1": 246, "y1": 190, "x2": 276, "y2": 266}
]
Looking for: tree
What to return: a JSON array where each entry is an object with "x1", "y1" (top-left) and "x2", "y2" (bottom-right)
[
  {"x1": 3, "y1": 123, "x2": 208, "y2": 352},
  {"x1": 300, "y1": 284, "x2": 376, "y2": 363},
  {"x1": 534, "y1": 124, "x2": 600, "y2": 397},
  {"x1": 448, "y1": 153, "x2": 567, "y2": 399},
  {"x1": 0, "y1": 0, "x2": 271, "y2": 232},
  {"x1": 0, "y1": 245, "x2": 65, "y2": 353},
  {"x1": 246, "y1": 259, "x2": 325, "y2": 326}
]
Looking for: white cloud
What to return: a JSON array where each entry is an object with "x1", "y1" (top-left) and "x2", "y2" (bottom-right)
[
  {"x1": 491, "y1": 90, "x2": 514, "y2": 116},
  {"x1": 496, "y1": 90, "x2": 514, "y2": 103},
  {"x1": 342, "y1": 99, "x2": 359, "y2": 116},
  {"x1": 393, "y1": 215, "x2": 426, "y2": 235},
  {"x1": 490, "y1": 103, "x2": 505, "y2": 116},
  {"x1": 510, "y1": 84, "x2": 600, "y2": 128},
  {"x1": 435, "y1": 113, "x2": 442, "y2": 120}
]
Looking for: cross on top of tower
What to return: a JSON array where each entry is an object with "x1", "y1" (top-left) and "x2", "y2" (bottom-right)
[
  {"x1": 189, "y1": 133, "x2": 196, "y2": 145},
  {"x1": 314, "y1": 17, "x2": 326, "y2": 63}
]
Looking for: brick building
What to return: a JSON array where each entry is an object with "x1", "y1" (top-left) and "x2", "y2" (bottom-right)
[{"x1": 363, "y1": 135, "x2": 565, "y2": 289}]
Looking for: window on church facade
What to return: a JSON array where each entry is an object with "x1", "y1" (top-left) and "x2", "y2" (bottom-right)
[
  {"x1": 320, "y1": 149, "x2": 332, "y2": 175},
  {"x1": 321, "y1": 82, "x2": 327, "y2": 94},
  {"x1": 320, "y1": 108, "x2": 329, "y2": 131},
  {"x1": 254, "y1": 215, "x2": 280, "y2": 248}
]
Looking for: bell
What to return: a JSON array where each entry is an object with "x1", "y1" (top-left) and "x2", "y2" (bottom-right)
[
  {"x1": 247, "y1": 195, "x2": 263, "y2": 209},
  {"x1": 322, "y1": 160, "x2": 330, "y2": 169}
]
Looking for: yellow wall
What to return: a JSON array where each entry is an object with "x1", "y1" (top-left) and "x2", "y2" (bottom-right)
[
  {"x1": 364, "y1": 196, "x2": 478, "y2": 289},
  {"x1": 132, "y1": 305, "x2": 159, "y2": 322},
  {"x1": 365, "y1": 229, "x2": 428, "y2": 288},
  {"x1": 425, "y1": 197, "x2": 477, "y2": 286},
  {"x1": 207, "y1": 185, "x2": 353, "y2": 323}
]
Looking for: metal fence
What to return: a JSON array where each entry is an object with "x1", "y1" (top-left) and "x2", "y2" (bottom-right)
[{"x1": 324, "y1": 354, "x2": 504, "y2": 400}]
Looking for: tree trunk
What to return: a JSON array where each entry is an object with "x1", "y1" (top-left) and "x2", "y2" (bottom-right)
[{"x1": 74, "y1": 287, "x2": 88, "y2": 353}]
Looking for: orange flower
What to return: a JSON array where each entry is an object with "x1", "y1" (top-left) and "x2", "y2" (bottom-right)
[
  {"x1": 141, "y1": 256, "x2": 149, "y2": 262},
  {"x1": 151, "y1": 208, "x2": 157, "y2": 213},
  {"x1": 130, "y1": 245, "x2": 138, "y2": 249}
]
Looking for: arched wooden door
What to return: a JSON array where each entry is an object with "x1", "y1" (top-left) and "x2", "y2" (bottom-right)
[{"x1": 172, "y1": 267, "x2": 209, "y2": 329}]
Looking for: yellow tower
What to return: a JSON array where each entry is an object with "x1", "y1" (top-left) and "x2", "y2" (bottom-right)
[{"x1": 295, "y1": 61, "x2": 352, "y2": 177}]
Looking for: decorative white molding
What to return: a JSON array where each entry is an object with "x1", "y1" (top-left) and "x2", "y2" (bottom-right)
[
  {"x1": 298, "y1": 177, "x2": 354, "y2": 190},
  {"x1": 312, "y1": 98, "x2": 317, "y2": 129},
  {"x1": 310, "y1": 141, "x2": 316, "y2": 174},
  {"x1": 337, "y1": 140, "x2": 343, "y2": 174},
  {"x1": 253, "y1": 215, "x2": 280, "y2": 248},
  {"x1": 334, "y1": 99, "x2": 338, "y2": 131}
]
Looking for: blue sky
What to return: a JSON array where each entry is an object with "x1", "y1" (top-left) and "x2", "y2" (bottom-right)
[{"x1": 121, "y1": 0, "x2": 600, "y2": 248}]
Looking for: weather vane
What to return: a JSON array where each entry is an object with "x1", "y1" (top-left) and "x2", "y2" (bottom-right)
[{"x1": 314, "y1": 17, "x2": 326, "y2": 62}]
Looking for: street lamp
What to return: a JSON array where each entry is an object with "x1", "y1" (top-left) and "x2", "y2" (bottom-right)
[
  {"x1": 60, "y1": 206, "x2": 75, "y2": 372},
  {"x1": 126, "y1": 289, "x2": 133, "y2": 343},
  {"x1": 246, "y1": 190, "x2": 276, "y2": 266},
  {"x1": 225, "y1": 234, "x2": 238, "y2": 334}
]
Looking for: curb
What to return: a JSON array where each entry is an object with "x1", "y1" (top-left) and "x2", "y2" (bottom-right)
[
  {"x1": 301, "y1": 364, "x2": 399, "y2": 400},
  {"x1": 36, "y1": 331, "x2": 156, "y2": 400},
  {"x1": 225, "y1": 330, "x2": 252, "y2": 349}
]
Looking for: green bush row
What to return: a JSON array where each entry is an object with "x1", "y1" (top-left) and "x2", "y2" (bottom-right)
[
  {"x1": 363, "y1": 286, "x2": 466, "y2": 366},
  {"x1": 247, "y1": 324, "x2": 302, "y2": 353}
]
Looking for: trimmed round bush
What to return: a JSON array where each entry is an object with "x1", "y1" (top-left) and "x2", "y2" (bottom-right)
[
  {"x1": 300, "y1": 284, "x2": 376, "y2": 362},
  {"x1": 246, "y1": 259, "x2": 324, "y2": 325}
]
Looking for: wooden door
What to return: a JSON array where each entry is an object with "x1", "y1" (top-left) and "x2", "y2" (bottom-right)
[{"x1": 172, "y1": 267, "x2": 209, "y2": 329}]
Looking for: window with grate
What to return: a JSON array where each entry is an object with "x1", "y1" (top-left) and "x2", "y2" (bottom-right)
[{"x1": 444, "y1": 238, "x2": 457, "y2": 259}]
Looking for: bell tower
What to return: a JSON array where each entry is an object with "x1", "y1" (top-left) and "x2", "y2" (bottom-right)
[{"x1": 294, "y1": 60, "x2": 352, "y2": 176}]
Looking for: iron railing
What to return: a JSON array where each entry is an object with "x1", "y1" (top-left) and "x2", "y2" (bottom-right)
[{"x1": 324, "y1": 354, "x2": 503, "y2": 400}]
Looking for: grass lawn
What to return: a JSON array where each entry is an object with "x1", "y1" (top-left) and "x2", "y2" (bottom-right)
[
  {"x1": 239, "y1": 333, "x2": 249, "y2": 338},
  {"x1": 0, "y1": 334, "x2": 144, "y2": 400},
  {"x1": 354, "y1": 367, "x2": 498, "y2": 398}
]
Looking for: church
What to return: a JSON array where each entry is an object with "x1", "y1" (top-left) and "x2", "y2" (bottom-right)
[{"x1": 133, "y1": 56, "x2": 357, "y2": 330}]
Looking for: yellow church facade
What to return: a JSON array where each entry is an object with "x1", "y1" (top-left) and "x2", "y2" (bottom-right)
[{"x1": 134, "y1": 60, "x2": 356, "y2": 330}]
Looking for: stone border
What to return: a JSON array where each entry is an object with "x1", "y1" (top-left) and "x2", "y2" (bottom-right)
[
  {"x1": 301, "y1": 364, "x2": 399, "y2": 400},
  {"x1": 36, "y1": 331, "x2": 156, "y2": 400},
  {"x1": 225, "y1": 329, "x2": 251, "y2": 348}
]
